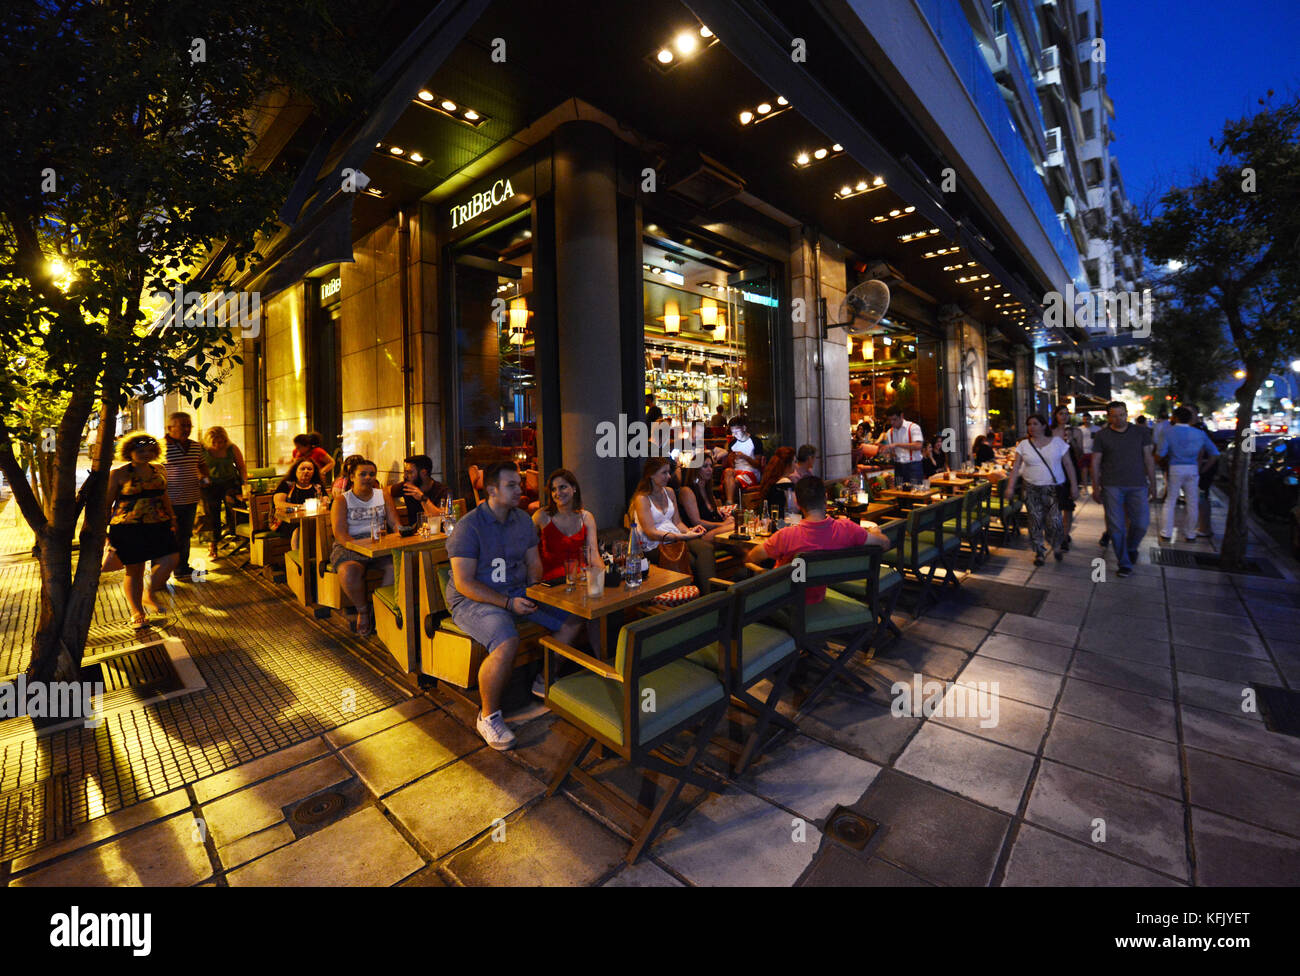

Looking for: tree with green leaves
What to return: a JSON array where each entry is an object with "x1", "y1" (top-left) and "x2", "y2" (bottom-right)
[
  {"x1": 1138, "y1": 93, "x2": 1300, "y2": 568},
  {"x1": 1118, "y1": 300, "x2": 1234, "y2": 412},
  {"x1": 0, "y1": 0, "x2": 369, "y2": 683}
]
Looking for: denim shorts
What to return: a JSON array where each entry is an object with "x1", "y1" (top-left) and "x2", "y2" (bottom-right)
[{"x1": 450, "y1": 588, "x2": 572, "y2": 653}]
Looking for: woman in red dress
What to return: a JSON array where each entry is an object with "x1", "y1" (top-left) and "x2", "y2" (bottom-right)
[{"x1": 533, "y1": 468, "x2": 600, "y2": 580}]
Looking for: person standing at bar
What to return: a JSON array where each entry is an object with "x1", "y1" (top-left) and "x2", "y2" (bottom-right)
[
  {"x1": 1091, "y1": 401, "x2": 1156, "y2": 577},
  {"x1": 876, "y1": 407, "x2": 924, "y2": 484},
  {"x1": 164, "y1": 412, "x2": 208, "y2": 580}
]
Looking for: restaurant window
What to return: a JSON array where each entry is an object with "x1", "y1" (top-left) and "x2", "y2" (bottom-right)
[
  {"x1": 849, "y1": 331, "x2": 921, "y2": 428},
  {"x1": 987, "y1": 366, "x2": 1015, "y2": 442},
  {"x1": 641, "y1": 222, "x2": 779, "y2": 444},
  {"x1": 447, "y1": 209, "x2": 536, "y2": 499}
]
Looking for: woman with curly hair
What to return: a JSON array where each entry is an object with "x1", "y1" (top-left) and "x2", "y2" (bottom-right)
[{"x1": 103, "y1": 431, "x2": 180, "y2": 628}]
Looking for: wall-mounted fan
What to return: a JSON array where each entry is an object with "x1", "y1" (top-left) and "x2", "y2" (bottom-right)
[{"x1": 833, "y1": 279, "x2": 891, "y2": 335}]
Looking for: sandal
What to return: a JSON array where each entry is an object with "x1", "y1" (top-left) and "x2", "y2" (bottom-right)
[
  {"x1": 355, "y1": 610, "x2": 374, "y2": 637},
  {"x1": 131, "y1": 611, "x2": 149, "y2": 630}
]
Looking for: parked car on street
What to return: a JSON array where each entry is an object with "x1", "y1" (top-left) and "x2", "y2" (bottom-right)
[{"x1": 1249, "y1": 436, "x2": 1300, "y2": 524}]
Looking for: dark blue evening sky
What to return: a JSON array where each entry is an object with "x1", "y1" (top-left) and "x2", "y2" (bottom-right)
[{"x1": 1103, "y1": 0, "x2": 1300, "y2": 208}]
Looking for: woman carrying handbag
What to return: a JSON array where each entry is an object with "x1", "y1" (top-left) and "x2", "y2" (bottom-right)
[{"x1": 1004, "y1": 414, "x2": 1079, "y2": 566}]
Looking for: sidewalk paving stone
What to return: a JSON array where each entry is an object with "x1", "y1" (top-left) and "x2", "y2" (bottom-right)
[
  {"x1": 1248, "y1": 604, "x2": 1300, "y2": 625},
  {"x1": 743, "y1": 735, "x2": 881, "y2": 822},
  {"x1": 200, "y1": 755, "x2": 351, "y2": 848},
  {"x1": 918, "y1": 602, "x2": 1002, "y2": 630},
  {"x1": 192, "y1": 736, "x2": 329, "y2": 804},
  {"x1": 226, "y1": 806, "x2": 422, "y2": 886},
  {"x1": 930, "y1": 686, "x2": 1050, "y2": 753},
  {"x1": 800, "y1": 844, "x2": 931, "y2": 886},
  {"x1": 1179, "y1": 703, "x2": 1300, "y2": 776},
  {"x1": 1175, "y1": 673, "x2": 1263, "y2": 721},
  {"x1": 442, "y1": 795, "x2": 628, "y2": 886},
  {"x1": 867, "y1": 638, "x2": 970, "y2": 681},
  {"x1": 216, "y1": 822, "x2": 296, "y2": 871},
  {"x1": 792, "y1": 688, "x2": 921, "y2": 766},
  {"x1": 323, "y1": 697, "x2": 435, "y2": 748},
  {"x1": 654, "y1": 788, "x2": 819, "y2": 886},
  {"x1": 1076, "y1": 630, "x2": 1171, "y2": 665},
  {"x1": 1024, "y1": 761, "x2": 1189, "y2": 880},
  {"x1": 11, "y1": 813, "x2": 211, "y2": 887},
  {"x1": 850, "y1": 769, "x2": 1009, "y2": 886},
  {"x1": 1080, "y1": 614, "x2": 1171, "y2": 641},
  {"x1": 1174, "y1": 646, "x2": 1280, "y2": 685},
  {"x1": 895, "y1": 722, "x2": 1035, "y2": 814},
  {"x1": 337, "y1": 708, "x2": 482, "y2": 797},
  {"x1": 1067, "y1": 651, "x2": 1174, "y2": 700},
  {"x1": 602, "y1": 860, "x2": 684, "y2": 886},
  {"x1": 1002, "y1": 823, "x2": 1182, "y2": 886},
  {"x1": 955, "y1": 656, "x2": 1064, "y2": 709},
  {"x1": 1184, "y1": 748, "x2": 1300, "y2": 838},
  {"x1": 1170, "y1": 627, "x2": 1270, "y2": 659},
  {"x1": 904, "y1": 618, "x2": 989, "y2": 652},
  {"x1": 1034, "y1": 601, "x2": 1088, "y2": 627},
  {"x1": 1042, "y1": 713, "x2": 1182, "y2": 798},
  {"x1": 11, "y1": 788, "x2": 191, "y2": 872},
  {"x1": 384, "y1": 748, "x2": 544, "y2": 858},
  {"x1": 976, "y1": 633, "x2": 1073, "y2": 674},
  {"x1": 994, "y1": 613, "x2": 1079, "y2": 648},
  {"x1": 1266, "y1": 639, "x2": 1300, "y2": 685},
  {"x1": 1190, "y1": 808, "x2": 1300, "y2": 886},
  {"x1": 1057, "y1": 678, "x2": 1178, "y2": 741}
]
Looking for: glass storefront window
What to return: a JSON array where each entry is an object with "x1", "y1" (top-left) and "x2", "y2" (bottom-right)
[
  {"x1": 641, "y1": 224, "x2": 779, "y2": 444},
  {"x1": 448, "y1": 210, "x2": 538, "y2": 499},
  {"x1": 849, "y1": 332, "x2": 921, "y2": 427}
]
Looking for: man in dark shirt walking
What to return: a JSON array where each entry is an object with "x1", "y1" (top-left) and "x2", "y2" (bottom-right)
[{"x1": 1090, "y1": 401, "x2": 1156, "y2": 577}]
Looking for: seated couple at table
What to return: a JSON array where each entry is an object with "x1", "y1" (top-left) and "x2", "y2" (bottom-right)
[
  {"x1": 629, "y1": 457, "x2": 735, "y2": 590},
  {"x1": 331, "y1": 453, "x2": 451, "y2": 526},
  {"x1": 448, "y1": 461, "x2": 587, "y2": 752}
]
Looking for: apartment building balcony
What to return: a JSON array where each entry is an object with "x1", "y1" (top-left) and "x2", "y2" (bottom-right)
[{"x1": 1078, "y1": 135, "x2": 1104, "y2": 161}]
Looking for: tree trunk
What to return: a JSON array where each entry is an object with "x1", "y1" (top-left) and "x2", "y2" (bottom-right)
[{"x1": 26, "y1": 388, "x2": 119, "y2": 684}]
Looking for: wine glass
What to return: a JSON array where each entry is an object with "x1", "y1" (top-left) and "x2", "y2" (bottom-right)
[{"x1": 564, "y1": 557, "x2": 579, "y2": 592}]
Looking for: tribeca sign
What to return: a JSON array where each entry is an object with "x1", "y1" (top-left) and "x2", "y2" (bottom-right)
[{"x1": 450, "y1": 178, "x2": 516, "y2": 229}]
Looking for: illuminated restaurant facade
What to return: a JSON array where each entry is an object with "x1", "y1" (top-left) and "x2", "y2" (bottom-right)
[{"x1": 182, "y1": 0, "x2": 1098, "y2": 528}]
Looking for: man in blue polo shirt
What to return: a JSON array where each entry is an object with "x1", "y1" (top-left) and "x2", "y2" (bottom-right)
[
  {"x1": 1156, "y1": 405, "x2": 1220, "y2": 542},
  {"x1": 446, "y1": 461, "x2": 581, "y2": 750}
]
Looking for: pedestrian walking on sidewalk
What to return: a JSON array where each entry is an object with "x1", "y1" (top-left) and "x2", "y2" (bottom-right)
[
  {"x1": 1005, "y1": 414, "x2": 1077, "y2": 566},
  {"x1": 164, "y1": 412, "x2": 208, "y2": 580},
  {"x1": 1156, "y1": 406, "x2": 1220, "y2": 542},
  {"x1": 1090, "y1": 401, "x2": 1156, "y2": 577},
  {"x1": 1051, "y1": 406, "x2": 1084, "y2": 551}
]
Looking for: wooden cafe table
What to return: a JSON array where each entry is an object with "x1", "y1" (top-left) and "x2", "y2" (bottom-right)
[
  {"x1": 527, "y1": 564, "x2": 691, "y2": 658},
  {"x1": 277, "y1": 504, "x2": 330, "y2": 608},
  {"x1": 340, "y1": 530, "x2": 448, "y2": 672},
  {"x1": 929, "y1": 474, "x2": 977, "y2": 494},
  {"x1": 877, "y1": 487, "x2": 942, "y2": 509}
]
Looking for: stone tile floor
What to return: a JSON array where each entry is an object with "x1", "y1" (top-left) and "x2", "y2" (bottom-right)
[{"x1": 3, "y1": 493, "x2": 1300, "y2": 885}]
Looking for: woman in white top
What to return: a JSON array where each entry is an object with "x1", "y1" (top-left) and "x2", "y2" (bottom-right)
[
  {"x1": 1003, "y1": 414, "x2": 1078, "y2": 565},
  {"x1": 630, "y1": 458, "x2": 704, "y2": 573},
  {"x1": 329, "y1": 459, "x2": 400, "y2": 636}
]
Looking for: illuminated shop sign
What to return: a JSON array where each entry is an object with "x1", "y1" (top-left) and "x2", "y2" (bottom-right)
[
  {"x1": 320, "y1": 275, "x2": 342, "y2": 305},
  {"x1": 450, "y1": 178, "x2": 516, "y2": 229},
  {"x1": 742, "y1": 291, "x2": 778, "y2": 307}
]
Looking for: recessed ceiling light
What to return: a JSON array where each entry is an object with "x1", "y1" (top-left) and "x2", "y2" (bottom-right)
[
  {"x1": 739, "y1": 111, "x2": 754, "y2": 124},
  {"x1": 390, "y1": 146, "x2": 404, "y2": 155},
  {"x1": 757, "y1": 102, "x2": 772, "y2": 114},
  {"x1": 796, "y1": 152, "x2": 810, "y2": 165},
  {"x1": 657, "y1": 48, "x2": 673, "y2": 64},
  {"x1": 777, "y1": 96, "x2": 788, "y2": 105},
  {"x1": 409, "y1": 152, "x2": 423, "y2": 163},
  {"x1": 700, "y1": 25, "x2": 713, "y2": 38},
  {"x1": 841, "y1": 186, "x2": 852, "y2": 196},
  {"x1": 889, "y1": 209, "x2": 900, "y2": 217},
  {"x1": 441, "y1": 100, "x2": 457, "y2": 111},
  {"x1": 832, "y1": 144, "x2": 843, "y2": 152},
  {"x1": 675, "y1": 32, "x2": 698, "y2": 55},
  {"x1": 417, "y1": 90, "x2": 433, "y2": 101},
  {"x1": 904, "y1": 206, "x2": 915, "y2": 213},
  {"x1": 855, "y1": 181, "x2": 868, "y2": 191},
  {"x1": 814, "y1": 148, "x2": 827, "y2": 159},
  {"x1": 464, "y1": 109, "x2": 479, "y2": 120},
  {"x1": 873, "y1": 176, "x2": 884, "y2": 186}
]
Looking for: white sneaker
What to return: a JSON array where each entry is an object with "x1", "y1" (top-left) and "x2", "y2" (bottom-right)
[
  {"x1": 476, "y1": 710, "x2": 516, "y2": 751},
  {"x1": 531, "y1": 672, "x2": 547, "y2": 699}
]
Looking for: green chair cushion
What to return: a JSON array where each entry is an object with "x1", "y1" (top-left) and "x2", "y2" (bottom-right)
[
  {"x1": 775, "y1": 588, "x2": 873, "y2": 635},
  {"x1": 831, "y1": 566, "x2": 902, "y2": 603},
  {"x1": 687, "y1": 622, "x2": 796, "y2": 684},
  {"x1": 917, "y1": 531, "x2": 960, "y2": 554},
  {"x1": 373, "y1": 584, "x2": 399, "y2": 613},
  {"x1": 884, "y1": 538, "x2": 939, "y2": 566},
  {"x1": 548, "y1": 659, "x2": 723, "y2": 747},
  {"x1": 234, "y1": 524, "x2": 274, "y2": 539},
  {"x1": 286, "y1": 549, "x2": 302, "y2": 569}
]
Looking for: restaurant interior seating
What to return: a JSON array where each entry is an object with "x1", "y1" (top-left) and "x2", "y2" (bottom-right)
[{"x1": 541, "y1": 591, "x2": 733, "y2": 864}]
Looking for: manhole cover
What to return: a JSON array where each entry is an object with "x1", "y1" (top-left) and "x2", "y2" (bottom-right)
[
  {"x1": 825, "y1": 805, "x2": 879, "y2": 851},
  {"x1": 1148, "y1": 548, "x2": 1284, "y2": 578},
  {"x1": 291, "y1": 791, "x2": 347, "y2": 825}
]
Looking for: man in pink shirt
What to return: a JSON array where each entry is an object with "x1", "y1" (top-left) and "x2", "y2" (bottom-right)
[{"x1": 749, "y1": 477, "x2": 888, "y2": 603}]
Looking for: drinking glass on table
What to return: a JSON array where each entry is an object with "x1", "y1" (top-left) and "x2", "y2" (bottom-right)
[{"x1": 564, "y1": 557, "x2": 580, "y2": 591}]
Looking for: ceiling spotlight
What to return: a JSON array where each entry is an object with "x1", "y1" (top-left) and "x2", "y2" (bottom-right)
[
  {"x1": 657, "y1": 48, "x2": 673, "y2": 64},
  {"x1": 389, "y1": 146, "x2": 404, "y2": 154},
  {"x1": 855, "y1": 180, "x2": 868, "y2": 191},
  {"x1": 700, "y1": 25, "x2": 713, "y2": 38},
  {"x1": 777, "y1": 96, "x2": 788, "y2": 105},
  {"x1": 814, "y1": 148, "x2": 827, "y2": 159},
  {"x1": 832, "y1": 144, "x2": 843, "y2": 152},
  {"x1": 464, "y1": 109, "x2": 479, "y2": 120},
  {"x1": 441, "y1": 100, "x2": 457, "y2": 111},
  {"x1": 740, "y1": 111, "x2": 754, "y2": 124},
  {"x1": 675, "y1": 32, "x2": 698, "y2": 55},
  {"x1": 757, "y1": 102, "x2": 772, "y2": 114},
  {"x1": 841, "y1": 186, "x2": 853, "y2": 196},
  {"x1": 873, "y1": 176, "x2": 884, "y2": 186},
  {"x1": 796, "y1": 152, "x2": 810, "y2": 165},
  {"x1": 409, "y1": 152, "x2": 423, "y2": 162},
  {"x1": 417, "y1": 90, "x2": 434, "y2": 101}
]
